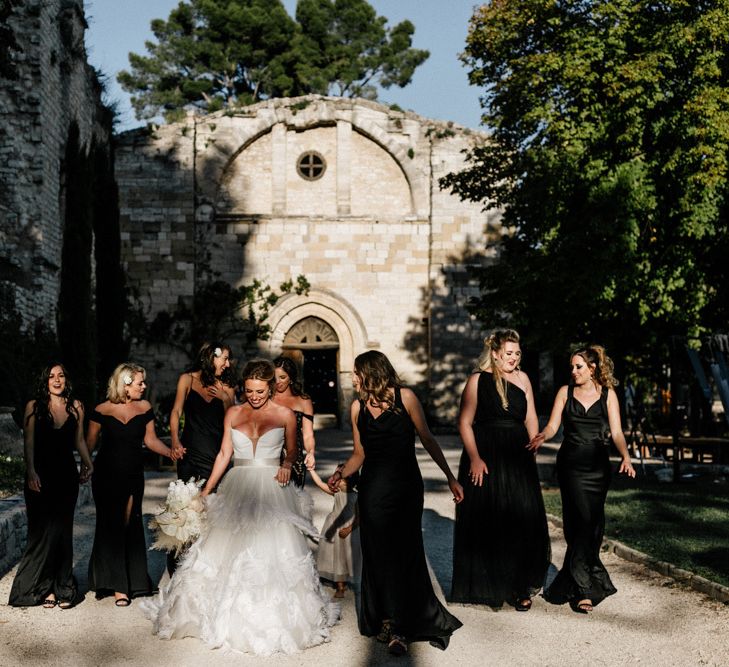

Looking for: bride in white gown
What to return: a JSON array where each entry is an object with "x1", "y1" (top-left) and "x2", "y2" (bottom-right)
[{"x1": 142, "y1": 359, "x2": 339, "y2": 656}]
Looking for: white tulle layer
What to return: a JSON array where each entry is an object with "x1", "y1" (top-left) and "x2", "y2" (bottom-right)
[{"x1": 142, "y1": 465, "x2": 340, "y2": 656}]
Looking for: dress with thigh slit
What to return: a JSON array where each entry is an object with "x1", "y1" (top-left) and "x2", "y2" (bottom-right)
[
  {"x1": 357, "y1": 387, "x2": 462, "y2": 649},
  {"x1": 8, "y1": 414, "x2": 80, "y2": 606},
  {"x1": 88, "y1": 407, "x2": 155, "y2": 598},
  {"x1": 543, "y1": 385, "x2": 617, "y2": 607}
]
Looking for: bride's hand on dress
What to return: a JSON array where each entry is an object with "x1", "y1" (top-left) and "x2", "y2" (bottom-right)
[
  {"x1": 276, "y1": 465, "x2": 291, "y2": 486},
  {"x1": 469, "y1": 458, "x2": 488, "y2": 487}
]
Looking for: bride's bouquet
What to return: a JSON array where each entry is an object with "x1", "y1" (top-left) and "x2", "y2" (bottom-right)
[{"x1": 149, "y1": 477, "x2": 206, "y2": 554}]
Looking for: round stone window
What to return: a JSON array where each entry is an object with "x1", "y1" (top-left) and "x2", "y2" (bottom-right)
[{"x1": 296, "y1": 151, "x2": 326, "y2": 181}]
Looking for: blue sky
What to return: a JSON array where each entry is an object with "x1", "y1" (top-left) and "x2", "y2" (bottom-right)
[{"x1": 83, "y1": 0, "x2": 484, "y2": 133}]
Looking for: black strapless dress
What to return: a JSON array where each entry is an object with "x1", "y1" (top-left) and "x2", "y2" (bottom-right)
[
  {"x1": 177, "y1": 389, "x2": 225, "y2": 482},
  {"x1": 357, "y1": 387, "x2": 462, "y2": 649},
  {"x1": 544, "y1": 385, "x2": 617, "y2": 606},
  {"x1": 88, "y1": 408, "x2": 155, "y2": 598},
  {"x1": 8, "y1": 415, "x2": 80, "y2": 606},
  {"x1": 451, "y1": 372, "x2": 550, "y2": 605}
]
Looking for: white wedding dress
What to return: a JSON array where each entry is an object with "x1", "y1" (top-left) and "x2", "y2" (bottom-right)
[{"x1": 142, "y1": 427, "x2": 340, "y2": 655}]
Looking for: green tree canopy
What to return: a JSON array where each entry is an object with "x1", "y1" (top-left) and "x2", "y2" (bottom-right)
[
  {"x1": 443, "y1": 0, "x2": 729, "y2": 373},
  {"x1": 293, "y1": 0, "x2": 429, "y2": 98},
  {"x1": 118, "y1": 0, "x2": 429, "y2": 121}
]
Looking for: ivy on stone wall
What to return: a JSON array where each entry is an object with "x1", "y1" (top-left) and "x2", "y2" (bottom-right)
[
  {"x1": 0, "y1": 0, "x2": 22, "y2": 80},
  {"x1": 57, "y1": 120, "x2": 128, "y2": 406},
  {"x1": 57, "y1": 121, "x2": 96, "y2": 408},
  {"x1": 0, "y1": 286, "x2": 60, "y2": 424},
  {"x1": 138, "y1": 276, "x2": 311, "y2": 360},
  {"x1": 92, "y1": 138, "x2": 128, "y2": 388}
]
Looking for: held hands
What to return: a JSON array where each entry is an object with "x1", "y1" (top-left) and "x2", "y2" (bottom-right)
[
  {"x1": 304, "y1": 451, "x2": 316, "y2": 471},
  {"x1": 327, "y1": 469, "x2": 343, "y2": 493},
  {"x1": 449, "y1": 477, "x2": 464, "y2": 504},
  {"x1": 169, "y1": 445, "x2": 186, "y2": 461},
  {"x1": 468, "y1": 458, "x2": 488, "y2": 487},
  {"x1": 171, "y1": 440, "x2": 186, "y2": 460},
  {"x1": 527, "y1": 433, "x2": 545, "y2": 452},
  {"x1": 619, "y1": 456, "x2": 636, "y2": 478},
  {"x1": 276, "y1": 465, "x2": 292, "y2": 487},
  {"x1": 27, "y1": 470, "x2": 41, "y2": 493},
  {"x1": 338, "y1": 525, "x2": 353, "y2": 539},
  {"x1": 79, "y1": 463, "x2": 94, "y2": 484}
]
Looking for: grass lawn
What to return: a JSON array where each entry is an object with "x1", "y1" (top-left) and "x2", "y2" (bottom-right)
[{"x1": 543, "y1": 476, "x2": 729, "y2": 588}]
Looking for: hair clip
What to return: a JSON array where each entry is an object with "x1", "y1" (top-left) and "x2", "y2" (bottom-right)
[
  {"x1": 214, "y1": 347, "x2": 223, "y2": 358},
  {"x1": 123, "y1": 374, "x2": 133, "y2": 385}
]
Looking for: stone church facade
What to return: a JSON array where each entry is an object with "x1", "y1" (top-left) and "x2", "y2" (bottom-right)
[{"x1": 116, "y1": 96, "x2": 500, "y2": 425}]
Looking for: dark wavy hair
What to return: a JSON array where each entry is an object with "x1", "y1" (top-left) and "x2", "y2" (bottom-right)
[
  {"x1": 570, "y1": 344, "x2": 618, "y2": 388},
  {"x1": 273, "y1": 356, "x2": 309, "y2": 398},
  {"x1": 192, "y1": 341, "x2": 233, "y2": 387},
  {"x1": 27, "y1": 362, "x2": 80, "y2": 426},
  {"x1": 353, "y1": 350, "x2": 402, "y2": 412}
]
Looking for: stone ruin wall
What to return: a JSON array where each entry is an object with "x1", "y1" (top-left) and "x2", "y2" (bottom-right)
[
  {"x1": 116, "y1": 97, "x2": 498, "y2": 424},
  {"x1": 0, "y1": 0, "x2": 109, "y2": 327}
]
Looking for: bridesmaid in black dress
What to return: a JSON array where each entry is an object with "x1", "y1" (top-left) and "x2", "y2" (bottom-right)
[
  {"x1": 169, "y1": 342, "x2": 236, "y2": 481},
  {"x1": 272, "y1": 356, "x2": 315, "y2": 487},
  {"x1": 451, "y1": 330, "x2": 550, "y2": 610},
  {"x1": 328, "y1": 351, "x2": 463, "y2": 656},
  {"x1": 85, "y1": 363, "x2": 178, "y2": 607},
  {"x1": 530, "y1": 345, "x2": 635, "y2": 613},
  {"x1": 9, "y1": 363, "x2": 93, "y2": 609}
]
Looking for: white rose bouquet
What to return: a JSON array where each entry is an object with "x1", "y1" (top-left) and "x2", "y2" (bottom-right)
[{"x1": 148, "y1": 477, "x2": 206, "y2": 554}]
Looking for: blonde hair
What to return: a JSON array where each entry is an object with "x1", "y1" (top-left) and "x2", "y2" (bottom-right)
[
  {"x1": 477, "y1": 329, "x2": 521, "y2": 409},
  {"x1": 107, "y1": 363, "x2": 146, "y2": 404},
  {"x1": 570, "y1": 344, "x2": 617, "y2": 389},
  {"x1": 354, "y1": 350, "x2": 402, "y2": 412}
]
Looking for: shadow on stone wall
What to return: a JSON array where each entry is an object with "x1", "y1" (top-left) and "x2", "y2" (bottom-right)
[{"x1": 402, "y1": 241, "x2": 490, "y2": 429}]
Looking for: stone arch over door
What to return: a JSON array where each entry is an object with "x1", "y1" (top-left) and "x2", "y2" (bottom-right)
[
  {"x1": 266, "y1": 289, "x2": 368, "y2": 426},
  {"x1": 282, "y1": 317, "x2": 340, "y2": 420}
]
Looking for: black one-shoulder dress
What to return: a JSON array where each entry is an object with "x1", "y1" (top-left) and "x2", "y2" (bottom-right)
[
  {"x1": 88, "y1": 408, "x2": 155, "y2": 598},
  {"x1": 357, "y1": 388, "x2": 462, "y2": 649},
  {"x1": 451, "y1": 372, "x2": 550, "y2": 605},
  {"x1": 9, "y1": 415, "x2": 80, "y2": 606},
  {"x1": 544, "y1": 385, "x2": 617, "y2": 606}
]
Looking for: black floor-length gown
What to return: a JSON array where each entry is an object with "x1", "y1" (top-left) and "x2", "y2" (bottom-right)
[
  {"x1": 9, "y1": 416, "x2": 80, "y2": 606},
  {"x1": 88, "y1": 408, "x2": 155, "y2": 598},
  {"x1": 177, "y1": 389, "x2": 225, "y2": 482},
  {"x1": 544, "y1": 385, "x2": 617, "y2": 606},
  {"x1": 357, "y1": 388, "x2": 461, "y2": 648},
  {"x1": 451, "y1": 372, "x2": 550, "y2": 605}
]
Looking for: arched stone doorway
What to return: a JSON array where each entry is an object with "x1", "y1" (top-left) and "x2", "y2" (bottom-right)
[{"x1": 282, "y1": 316, "x2": 340, "y2": 422}]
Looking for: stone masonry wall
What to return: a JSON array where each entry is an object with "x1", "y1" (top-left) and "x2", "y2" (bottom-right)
[
  {"x1": 116, "y1": 97, "x2": 498, "y2": 424},
  {"x1": 0, "y1": 0, "x2": 108, "y2": 326}
]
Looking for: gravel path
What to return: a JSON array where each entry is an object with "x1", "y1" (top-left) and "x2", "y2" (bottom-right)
[{"x1": 1, "y1": 431, "x2": 728, "y2": 666}]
